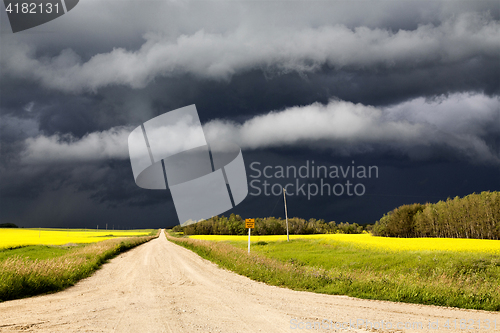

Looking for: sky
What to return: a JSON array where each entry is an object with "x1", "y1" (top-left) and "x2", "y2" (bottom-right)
[{"x1": 0, "y1": 0, "x2": 499, "y2": 229}]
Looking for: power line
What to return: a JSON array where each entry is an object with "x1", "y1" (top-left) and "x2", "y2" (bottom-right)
[{"x1": 269, "y1": 194, "x2": 283, "y2": 217}]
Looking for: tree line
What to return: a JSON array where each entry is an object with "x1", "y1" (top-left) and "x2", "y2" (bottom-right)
[
  {"x1": 372, "y1": 191, "x2": 499, "y2": 239},
  {"x1": 0, "y1": 223, "x2": 18, "y2": 228},
  {"x1": 173, "y1": 214, "x2": 366, "y2": 235}
]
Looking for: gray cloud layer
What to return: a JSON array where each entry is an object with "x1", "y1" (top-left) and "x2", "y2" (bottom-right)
[
  {"x1": 1, "y1": 0, "x2": 499, "y2": 227},
  {"x1": 2, "y1": 12, "x2": 498, "y2": 92},
  {"x1": 206, "y1": 93, "x2": 500, "y2": 163},
  {"x1": 15, "y1": 93, "x2": 499, "y2": 165}
]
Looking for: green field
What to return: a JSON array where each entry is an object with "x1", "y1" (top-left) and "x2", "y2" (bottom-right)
[
  {"x1": 168, "y1": 232, "x2": 500, "y2": 311},
  {"x1": 0, "y1": 229, "x2": 159, "y2": 302}
]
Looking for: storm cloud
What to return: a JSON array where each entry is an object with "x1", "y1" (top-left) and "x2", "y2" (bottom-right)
[
  {"x1": 2, "y1": 12, "x2": 499, "y2": 92},
  {"x1": 0, "y1": 0, "x2": 498, "y2": 228},
  {"x1": 14, "y1": 93, "x2": 500, "y2": 166}
]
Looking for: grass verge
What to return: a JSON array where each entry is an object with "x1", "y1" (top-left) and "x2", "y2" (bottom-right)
[
  {"x1": 166, "y1": 232, "x2": 500, "y2": 311},
  {"x1": 0, "y1": 230, "x2": 159, "y2": 302}
]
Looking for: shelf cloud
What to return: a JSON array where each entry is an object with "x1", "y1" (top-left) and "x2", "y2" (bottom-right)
[
  {"x1": 2, "y1": 12, "x2": 498, "y2": 92},
  {"x1": 1, "y1": 0, "x2": 498, "y2": 227},
  {"x1": 17, "y1": 93, "x2": 499, "y2": 165}
]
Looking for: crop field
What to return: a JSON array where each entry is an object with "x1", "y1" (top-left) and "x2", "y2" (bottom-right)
[
  {"x1": 0, "y1": 229, "x2": 158, "y2": 302},
  {"x1": 169, "y1": 233, "x2": 500, "y2": 310},
  {"x1": 189, "y1": 233, "x2": 500, "y2": 254},
  {"x1": 0, "y1": 228, "x2": 154, "y2": 249}
]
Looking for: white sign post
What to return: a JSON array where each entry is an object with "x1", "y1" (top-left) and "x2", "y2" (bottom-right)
[{"x1": 245, "y1": 218, "x2": 255, "y2": 253}]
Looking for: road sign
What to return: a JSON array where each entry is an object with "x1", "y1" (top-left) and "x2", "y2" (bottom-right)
[
  {"x1": 245, "y1": 218, "x2": 255, "y2": 229},
  {"x1": 245, "y1": 218, "x2": 255, "y2": 253}
]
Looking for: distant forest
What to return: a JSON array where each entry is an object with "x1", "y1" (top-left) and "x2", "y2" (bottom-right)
[
  {"x1": 372, "y1": 191, "x2": 499, "y2": 240},
  {"x1": 0, "y1": 223, "x2": 18, "y2": 228},
  {"x1": 173, "y1": 191, "x2": 499, "y2": 240},
  {"x1": 173, "y1": 216, "x2": 365, "y2": 236}
]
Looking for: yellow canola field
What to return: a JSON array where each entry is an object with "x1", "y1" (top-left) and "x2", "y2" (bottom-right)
[
  {"x1": 190, "y1": 233, "x2": 500, "y2": 254},
  {"x1": 0, "y1": 228, "x2": 153, "y2": 249}
]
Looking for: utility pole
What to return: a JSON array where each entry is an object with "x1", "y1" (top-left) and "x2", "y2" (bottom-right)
[{"x1": 284, "y1": 188, "x2": 289, "y2": 241}]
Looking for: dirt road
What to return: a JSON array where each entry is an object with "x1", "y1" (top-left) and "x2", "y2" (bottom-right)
[{"x1": 0, "y1": 230, "x2": 498, "y2": 333}]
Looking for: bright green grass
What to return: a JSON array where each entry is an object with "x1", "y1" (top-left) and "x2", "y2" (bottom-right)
[
  {"x1": 190, "y1": 233, "x2": 500, "y2": 254},
  {"x1": 0, "y1": 244, "x2": 86, "y2": 261},
  {"x1": 169, "y1": 233, "x2": 500, "y2": 310},
  {"x1": 0, "y1": 230, "x2": 159, "y2": 302},
  {"x1": 232, "y1": 238, "x2": 500, "y2": 280}
]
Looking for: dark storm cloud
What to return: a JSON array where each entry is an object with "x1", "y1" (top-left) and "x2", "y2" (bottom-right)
[
  {"x1": 2, "y1": 0, "x2": 498, "y2": 52},
  {"x1": 0, "y1": 154, "x2": 176, "y2": 227},
  {"x1": 212, "y1": 149, "x2": 500, "y2": 225},
  {"x1": 2, "y1": 12, "x2": 498, "y2": 92},
  {"x1": 1, "y1": 0, "x2": 499, "y2": 228},
  {"x1": 5, "y1": 92, "x2": 496, "y2": 166}
]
